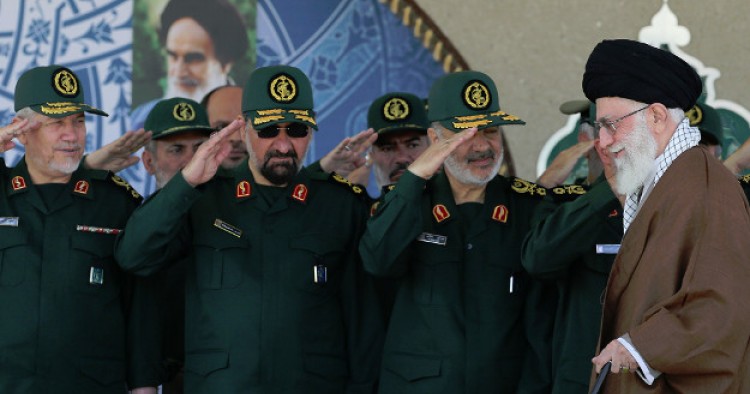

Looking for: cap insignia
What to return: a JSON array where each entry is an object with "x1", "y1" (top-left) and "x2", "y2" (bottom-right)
[
  {"x1": 686, "y1": 105, "x2": 703, "y2": 126},
  {"x1": 463, "y1": 81, "x2": 490, "y2": 110},
  {"x1": 491, "y1": 204, "x2": 508, "y2": 223},
  {"x1": 383, "y1": 97, "x2": 410, "y2": 121},
  {"x1": 269, "y1": 74, "x2": 297, "y2": 103},
  {"x1": 53, "y1": 68, "x2": 78, "y2": 97},
  {"x1": 173, "y1": 102, "x2": 196, "y2": 122}
]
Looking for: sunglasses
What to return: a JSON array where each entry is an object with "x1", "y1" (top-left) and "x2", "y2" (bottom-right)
[{"x1": 256, "y1": 123, "x2": 310, "y2": 139}]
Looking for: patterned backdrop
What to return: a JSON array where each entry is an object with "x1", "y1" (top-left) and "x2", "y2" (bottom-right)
[
  {"x1": 0, "y1": 0, "x2": 449, "y2": 196},
  {"x1": 0, "y1": 0, "x2": 132, "y2": 172}
]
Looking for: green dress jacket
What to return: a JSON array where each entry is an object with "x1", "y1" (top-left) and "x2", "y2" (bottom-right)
[
  {"x1": 114, "y1": 165, "x2": 384, "y2": 394},
  {"x1": 360, "y1": 170, "x2": 554, "y2": 394},
  {"x1": 0, "y1": 158, "x2": 156, "y2": 393},
  {"x1": 521, "y1": 179, "x2": 622, "y2": 394}
]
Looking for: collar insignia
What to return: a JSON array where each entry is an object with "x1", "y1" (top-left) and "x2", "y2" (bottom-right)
[
  {"x1": 269, "y1": 73, "x2": 297, "y2": 103},
  {"x1": 236, "y1": 180, "x2": 252, "y2": 198},
  {"x1": 74, "y1": 180, "x2": 89, "y2": 195},
  {"x1": 292, "y1": 184, "x2": 308, "y2": 202},
  {"x1": 432, "y1": 204, "x2": 450, "y2": 223},
  {"x1": 608, "y1": 209, "x2": 619, "y2": 218},
  {"x1": 11, "y1": 176, "x2": 26, "y2": 191},
  {"x1": 492, "y1": 204, "x2": 509, "y2": 223}
]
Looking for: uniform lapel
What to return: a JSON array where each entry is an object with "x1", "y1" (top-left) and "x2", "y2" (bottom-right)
[{"x1": 8, "y1": 158, "x2": 47, "y2": 214}]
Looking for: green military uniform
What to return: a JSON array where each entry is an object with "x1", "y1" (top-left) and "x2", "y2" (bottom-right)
[
  {"x1": 0, "y1": 65, "x2": 156, "y2": 393},
  {"x1": 140, "y1": 97, "x2": 217, "y2": 393},
  {"x1": 360, "y1": 71, "x2": 554, "y2": 393},
  {"x1": 522, "y1": 178, "x2": 622, "y2": 393},
  {"x1": 114, "y1": 65, "x2": 383, "y2": 393}
]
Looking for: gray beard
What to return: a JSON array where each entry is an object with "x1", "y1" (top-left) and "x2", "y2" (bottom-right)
[{"x1": 612, "y1": 118, "x2": 658, "y2": 195}]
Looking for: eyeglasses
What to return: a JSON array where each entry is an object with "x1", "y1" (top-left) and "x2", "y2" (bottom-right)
[
  {"x1": 256, "y1": 123, "x2": 310, "y2": 139},
  {"x1": 593, "y1": 105, "x2": 650, "y2": 137}
]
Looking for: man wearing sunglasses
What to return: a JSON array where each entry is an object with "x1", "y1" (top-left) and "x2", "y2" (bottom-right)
[
  {"x1": 115, "y1": 65, "x2": 383, "y2": 393},
  {"x1": 580, "y1": 39, "x2": 750, "y2": 393}
]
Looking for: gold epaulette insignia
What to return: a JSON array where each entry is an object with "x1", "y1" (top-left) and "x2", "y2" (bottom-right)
[
  {"x1": 330, "y1": 173, "x2": 365, "y2": 196},
  {"x1": 110, "y1": 174, "x2": 143, "y2": 201},
  {"x1": 740, "y1": 174, "x2": 750, "y2": 184},
  {"x1": 510, "y1": 178, "x2": 546, "y2": 196},
  {"x1": 551, "y1": 184, "x2": 587, "y2": 196}
]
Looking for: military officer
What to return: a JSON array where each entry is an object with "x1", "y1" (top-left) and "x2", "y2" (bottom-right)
[
  {"x1": 359, "y1": 70, "x2": 554, "y2": 393},
  {"x1": 0, "y1": 65, "x2": 157, "y2": 393},
  {"x1": 138, "y1": 97, "x2": 217, "y2": 394},
  {"x1": 522, "y1": 101, "x2": 623, "y2": 393},
  {"x1": 115, "y1": 65, "x2": 383, "y2": 393}
]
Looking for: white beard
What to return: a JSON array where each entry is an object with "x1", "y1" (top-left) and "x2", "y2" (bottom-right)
[
  {"x1": 610, "y1": 116, "x2": 657, "y2": 195},
  {"x1": 165, "y1": 60, "x2": 228, "y2": 102}
]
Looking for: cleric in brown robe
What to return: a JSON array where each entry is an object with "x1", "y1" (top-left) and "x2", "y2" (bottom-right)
[{"x1": 583, "y1": 39, "x2": 750, "y2": 393}]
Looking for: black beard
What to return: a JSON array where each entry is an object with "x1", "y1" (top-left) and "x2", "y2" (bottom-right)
[{"x1": 261, "y1": 151, "x2": 298, "y2": 185}]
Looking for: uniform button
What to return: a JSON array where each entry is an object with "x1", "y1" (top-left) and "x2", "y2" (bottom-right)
[{"x1": 467, "y1": 243, "x2": 473, "y2": 250}]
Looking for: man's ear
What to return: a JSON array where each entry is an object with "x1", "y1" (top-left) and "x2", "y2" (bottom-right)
[
  {"x1": 141, "y1": 150, "x2": 156, "y2": 175},
  {"x1": 427, "y1": 127, "x2": 440, "y2": 144},
  {"x1": 13, "y1": 117, "x2": 29, "y2": 145}
]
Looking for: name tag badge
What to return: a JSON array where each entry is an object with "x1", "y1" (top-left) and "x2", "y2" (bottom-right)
[
  {"x1": 213, "y1": 219, "x2": 242, "y2": 238},
  {"x1": 89, "y1": 267, "x2": 104, "y2": 285},
  {"x1": 313, "y1": 265, "x2": 327, "y2": 284},
  {"x1": 416, "y1": 232, "x2": 447, "y2": 246},
  {"x1": 0, "y1": 217, "x2": 19, "y2": 227},
  {"x1": 596, "y1": 244, "x2": 620, "y2": 254}
]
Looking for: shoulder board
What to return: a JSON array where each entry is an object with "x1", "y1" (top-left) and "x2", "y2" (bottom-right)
[
  {"x1": 509, "y1": 177, "x2": 547, "y2": 198},
  {"x1": 380, "y1": 184, "x2": 396, "y2": 196},
  {"x1": 108, "y1": 173, "x2": 144, "y2": 203},
  {"x1": 739, "y1": 174, "x2": 750, "y2": 185},
  {"x1": 328, "y1": 173, "x2": 367, "y2": 199},
  {"x1": 548, "y1": 183, "x2": 588, "y2": 202}
]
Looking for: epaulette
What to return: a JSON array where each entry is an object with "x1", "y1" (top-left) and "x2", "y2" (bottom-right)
[
  {"x1": 328, "y1": 173, "x2": 367, "y2": 199},
  {"x1": 739, "y1": 174, "x2": 750, "y2": 185},
  {"x1": 510, "y1": 177, "x2": 547, "y2": 198},
  {"x1": 108, "y1": 173, "x2": 144, "y2": 203},
  {"x1": 548, "y1": 183, "x2": 588, "y2": 203}
]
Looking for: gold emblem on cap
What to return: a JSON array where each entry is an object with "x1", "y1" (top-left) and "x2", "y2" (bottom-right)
[
  {"x1": 269, "y1": 74, "x2": 297, "y2": 103},
  {"x1": 463, "y1": 81, "x2": 490, "y2": 109},
  {"x1": 173, "y1": 102, "x2": 196, "y2": 122},
  {"x1": 686, "y1": 105, "x2": 703, "y2": 126},
  {"x1": 53, "y1": 69, "x2": 78, "y2": 97},
  {"x1": 383, "y1": 97, "x2": 410, "y2": 121}
]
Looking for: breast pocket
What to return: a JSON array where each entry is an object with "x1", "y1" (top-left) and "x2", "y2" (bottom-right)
[
  {"x1": 193, "y1": 234, "x2": 249, "y2": 290},
  {"x1": 410, "y1": 241, "x2": 461, "y2": 306},
  {"x1": 0, "y1": 227, "x2": 29, "y2": 287},
  {"x1": 69, "y1": 232, "x2": 122, "y2": 298},
  {"x1": 287, "y1": 234, "x2": 345, "y2": 295}
]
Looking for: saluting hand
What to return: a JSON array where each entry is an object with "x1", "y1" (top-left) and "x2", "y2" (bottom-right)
[
  {"x1": 1, "y1": 118, "x2": 39, "y2": 153},
  {"x1": 408, "y1": 127, "x2": 477, "y2": 179},
  {"x1": 182, "y1": 118, "x2": 244, "y2": 187},
  {"x1": 84, "y1": 128, "x2": 152, "y2": 172},
  {"x1": 319, "y1": 128, "x2": 377, "y2": 176},
  {"x1": 536, "y1": 140, "x2": 595, "y2": 188}
]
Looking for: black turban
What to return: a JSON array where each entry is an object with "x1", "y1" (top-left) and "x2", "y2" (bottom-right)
[{"x1": 582, "y1": 39, "x2": 702, "y2": 111}]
